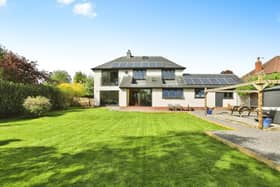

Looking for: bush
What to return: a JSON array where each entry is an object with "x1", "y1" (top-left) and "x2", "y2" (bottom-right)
[
  {"x1": 23, "y1": 96, "x2": 52, "y2": 117},
  {"x1": 57, "y1": 83, "x2": 86, "y2": 106},
  {"x1": 237, "y1": 73, "x2": 280, "y2": 96},
  {"x1": 0, "y1": 80, "x2": 65, "y2": 117}
]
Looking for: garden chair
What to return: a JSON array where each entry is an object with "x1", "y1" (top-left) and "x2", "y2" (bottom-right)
[
  {"x1": 231, "y1": 105, "x2": 254, "y2": 117},
  {"x1": 168, "y1": 104, "x2": 175, "y2": 111},
  {"x1": 175, "y1": 104, "x2": 184, "y2": 111}
]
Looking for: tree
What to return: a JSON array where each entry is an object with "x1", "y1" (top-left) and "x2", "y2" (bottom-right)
[
  {"x1": 57, "y1": 83, "x2": 86, "y2": 106},
  {"x1": 0, "y1": 50, "x2": 48, "y2": 84},
  {"x1": 85, "y1": 76, "x2": 94, "y2": 97},
  {"x1": 221, "y1": 70, "x2": 233, "y2": 74},
  {"x1": 73, "y1": 72, "x2": 94, "y2": 97},
  {"x1": 50, "y1": 70, "x2": 71, "y2": 85},
  {"x1": 0, "y1": 46, "x2": 4, "y2": 59},
  {"x1": 73, "y1": 71, "x2": 87, "y2": 84}
]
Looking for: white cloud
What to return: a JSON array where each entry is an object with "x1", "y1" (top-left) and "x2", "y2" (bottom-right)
[
  {"x1": 0, "y1": 0, "x2": 7, "y2": 7},
  {"x1": 57, "y1": 0, "x2": 75, "y2": 5},
  {"x1": 73, "y1": 2, "x2": 97, "y2": 18}
]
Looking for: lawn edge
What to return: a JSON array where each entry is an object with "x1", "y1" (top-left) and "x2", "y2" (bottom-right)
[{"x1": 205, "y1": 131, "x2": 280, "y2": 173}]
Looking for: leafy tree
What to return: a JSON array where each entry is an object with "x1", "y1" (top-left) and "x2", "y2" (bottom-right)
[
  {"x1": 50, "y1": 70, "x2": 72, "y2": 85},
  {"x1": 237, "y1": 72, "x2": 280, "y2": 96},
  {"x1": 85, "y1": 76, "x2": 94, "y2": 97},
  {"x1": 74, "y1": 71, "x2": 87, "y2": 84},
  {"x1": 0, "y1": 46, "x2": 4, "y2": 59},
  {"x1": 73, "y1": 72, "x2": 94, "y2": 97},
  {"x1": 0, "y1": 50, "x2": 48, "y2": 84},
  {"x1": 57, "y1": 83, "x2": 86, "y2": 106},
  {"x1": 221, "y1": 70, "x2": 233, "y2": 74}
]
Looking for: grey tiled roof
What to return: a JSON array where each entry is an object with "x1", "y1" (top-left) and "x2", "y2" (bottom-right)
[
  {"x1": 183, "y1": 74, "x2": 242, "y2": 88},
  {"x1": 119, "y1": 74, "x2": 242, "y2": 89},
  {"x1": 119, "y1": 76, "x2": 186, "y2": 88},
  {"x1": 92, "y1": 56, "x2": 185, "y2": 70}
]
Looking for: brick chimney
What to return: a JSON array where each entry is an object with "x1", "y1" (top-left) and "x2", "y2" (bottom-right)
[
  {"x1": 126, "y1": 50, "x2": 132, "y2": 58},
  {"x1": 255, "y1": 57, "x2": 263, "y2": 73}
]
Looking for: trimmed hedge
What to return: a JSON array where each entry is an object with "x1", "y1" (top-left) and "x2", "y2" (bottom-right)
[{"x1": 0, "y1": 80, "x2": 64, "y2": 117}]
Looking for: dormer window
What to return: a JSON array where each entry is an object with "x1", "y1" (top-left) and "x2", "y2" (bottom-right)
[
  {"x1": 162, "y1": 69, "x2": 175, "y2": 80},
  {"x1": 133, "y1": 69, "x2": 146, "y2": 80}
]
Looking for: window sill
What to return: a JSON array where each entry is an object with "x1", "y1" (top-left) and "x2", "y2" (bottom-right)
[
  {"x1": 163, "y1": 97, "x2": 185, "y2": 100},
  {"x1": 101, "y1": 84, "x2": 119, "y2": 86}
]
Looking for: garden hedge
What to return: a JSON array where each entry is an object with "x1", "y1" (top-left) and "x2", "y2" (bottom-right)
[{"x1": 0, "y1": 80, "x2": 64, "y2": 117}]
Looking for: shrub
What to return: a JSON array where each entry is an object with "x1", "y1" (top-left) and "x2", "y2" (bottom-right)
[
  {"x1": 57, "y1": 83, "x2": 86, "y2": 106},
  {"x1": 23, "y1": 96, "x2": 52, "y2": 117},
  {"x1": 236, "y1": 73, "x2": 280, "y2": 96},
  {"x1": 0, "y1": 80, "x2": 65, "y2": 117}
]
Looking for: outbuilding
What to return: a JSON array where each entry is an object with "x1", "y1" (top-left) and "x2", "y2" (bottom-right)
[{"x1": 263, "y1": 86, "x2": 280, "y2": 124}]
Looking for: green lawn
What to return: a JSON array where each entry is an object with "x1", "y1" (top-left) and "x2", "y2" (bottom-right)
[{"x1": 0, "y1": 108, "x2": 280, "y2": 187}]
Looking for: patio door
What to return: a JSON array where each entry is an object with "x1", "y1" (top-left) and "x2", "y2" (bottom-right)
[{"x1": 129, "y1": 89, "x2": 152, "y2": 106}]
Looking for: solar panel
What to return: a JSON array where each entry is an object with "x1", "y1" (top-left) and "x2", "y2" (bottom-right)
[
  {"x1": 184, "y1": 78, "x2": 193, "y2": 84},
  {"x1": 226, "y1": 78, "x2": 235, "y2": 84},
  {"x1": 120, "y1": 63, "x2": 124, "y2": 67},
  {"x1": 220, "y1": 79, "x2": 227, "y2": 84},
  {"x1": 209, "y1": 78, "x2": 219, "y2": 84},
  {"x1": 112, "y1": 63, "x2": 119, "y2": 67},
  {"x1": 149, "y1": 62, "x2": 155, "y2": 68},
  {"x1": 201, "y1": 78, "x2": 211, "y2": 85},
  {"x1": 156, "y1": 62, "x2": 162, "y2": 67},
  {"x1": 217, "y1": 78, "x2": 223, "y2": 84},
  {"x1": 192, "y1": 78, "x2": 202, "y2": 85}
]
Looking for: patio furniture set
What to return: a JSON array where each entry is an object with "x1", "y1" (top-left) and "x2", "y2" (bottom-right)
[{"x1": 168, "y1": 104, "x2": 194, "y2": 111}]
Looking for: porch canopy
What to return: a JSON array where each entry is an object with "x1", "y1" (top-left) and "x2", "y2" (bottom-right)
[{"x1": 204, "y1": 75, "x2": 280, "y2": 129}]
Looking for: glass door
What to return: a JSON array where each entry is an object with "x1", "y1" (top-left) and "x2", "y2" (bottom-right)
[{"x1": 129, "y1": 89, "x2": 152, "y2": 106}]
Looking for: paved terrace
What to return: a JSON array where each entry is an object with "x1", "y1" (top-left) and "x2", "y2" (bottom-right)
[{"x1": 191, "y1": 110, "x2": 280, "y2": 166}]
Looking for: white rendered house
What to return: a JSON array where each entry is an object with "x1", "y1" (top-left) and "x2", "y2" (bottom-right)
[{"x1": 92, "y1": 50, "x2": 242, "y2": 108}]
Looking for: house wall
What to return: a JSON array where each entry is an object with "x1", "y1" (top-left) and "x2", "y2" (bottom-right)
[
  {"x1": 93, "y1": 70, "x2": 101, "y2": 106},
  {"x1": 175, "y1": 69, "x2": 184, "y2": 76},
  {"x1": 147, "y1": 69, "x2": 161, "y2": 76},
  {"x1": 119, "y1": 69, "x2": 133, "y2": 78},
  {"x1": 119, "y1": 88, "x2": 128, "y2": 107},
  {"x1": 146, "y1": 69, "x2": 183, "y2": 77},
  {"x1": 152, "y1": 88, "x2": 215, "y2": 107},
  {"x1": 238, "y1": 95, "x2": 251, "y2": 106},
  {"x1": 94, "y1": 69, "x2": 239, "y2": 108},
  {"x1": 222, "y1": 93, "x2": 239, "y2": 107},
  {"x1": 94, "y1": 70, "x2": 122, "y2": 106}
]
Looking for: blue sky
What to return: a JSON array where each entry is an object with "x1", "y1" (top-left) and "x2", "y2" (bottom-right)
[{"x1": 0, "y1": 0, "x2": 280, "y2": 76}]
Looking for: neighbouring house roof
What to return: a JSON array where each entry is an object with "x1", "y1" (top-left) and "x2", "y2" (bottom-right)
[
  {"x1": 242, "y1": 56, "x2": 280, "y2": 80},
  {"x1": 119, "y1": 74, "x2": 242, "y2": 89},
  {"x1": 183, "y1": 74, "x2": 242, "y2": 88},
  {"x1": 92, "y1": 56, "x2": 185, "y2": 70}
]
